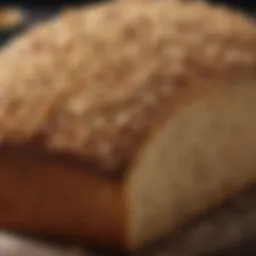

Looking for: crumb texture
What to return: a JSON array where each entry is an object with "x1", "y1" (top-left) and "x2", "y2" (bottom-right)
[
  {"x1": 135, "y1": 187, "x2": 256, "y2": 256},
  {"x1": 129, "y1": 85, "x2": 256, "y2": 248},
  {"x1": 0, "y1": 1, "x2": 255, "y2": 173}
]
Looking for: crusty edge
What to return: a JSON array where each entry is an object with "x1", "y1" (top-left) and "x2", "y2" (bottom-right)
[
  {"x1": 0, "y1": 144, "x2": 127, "y2": 250},
  {"x1": 0, "y1": 0, "x2": 254, "y2": 176}
]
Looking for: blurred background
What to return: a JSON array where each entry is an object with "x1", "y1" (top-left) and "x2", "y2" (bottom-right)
[
  {"x1": 0, "y1": 0, "x2": 254, "y2": 31},
  {"x1": 0, "y1": 0, "x2": 253, "y2": 10},
  {"x1": 0, "y1": 0, "x2": 254, "y2": 29},
  {"x1": 0, "y1": 0, "x2": 253, "y2": 42}
]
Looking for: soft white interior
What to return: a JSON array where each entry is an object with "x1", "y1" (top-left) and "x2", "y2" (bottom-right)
[{"x1": 127, "y1": 84, "x2": 256, "y2": 249}]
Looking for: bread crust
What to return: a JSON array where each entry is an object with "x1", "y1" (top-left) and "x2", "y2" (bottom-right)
[
  {"x1": 0, "y1": 144, "x2": 126, "y2": 249},
  {"x1": 0, "y1": 0, "x2": 254, "y2": 175}
]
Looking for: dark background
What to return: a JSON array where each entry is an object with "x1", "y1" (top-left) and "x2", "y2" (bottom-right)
[
  {"x1": 0, "y1": 0, "x2": 254, "y2": 11},
  {"x1": 0, "y1": 0, "x2": 254, "y2": 32},
  {"x1": 0, "y1": 0, "x2": 253, "y2": 34}
]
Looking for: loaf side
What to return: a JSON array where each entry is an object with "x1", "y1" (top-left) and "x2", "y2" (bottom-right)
[{"x1": 0, "y1": 144, "x2": 127, "y2": 249}]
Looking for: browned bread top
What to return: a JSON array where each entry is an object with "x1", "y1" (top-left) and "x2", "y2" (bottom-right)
[{"x1": 0, "y1": 0, "x2": 255, "y2": 174}]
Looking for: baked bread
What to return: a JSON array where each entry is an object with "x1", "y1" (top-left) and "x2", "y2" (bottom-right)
[{"x1": 0, "y1": 0, "x2": 255, "y2": 253}]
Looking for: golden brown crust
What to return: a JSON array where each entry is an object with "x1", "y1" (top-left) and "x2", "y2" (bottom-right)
[
  {"x1": 0, "y1": 1, "x2": 255, "y2": 174},
  {"x1": 0, "y1": 145, "x2": 126, "y2": 249}
]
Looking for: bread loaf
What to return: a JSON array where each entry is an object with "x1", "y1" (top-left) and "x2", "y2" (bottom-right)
[{"x1": 0, "y1": 0, "x2": 255, "y2": 252}]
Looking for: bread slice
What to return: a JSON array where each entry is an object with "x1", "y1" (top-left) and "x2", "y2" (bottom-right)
[
  {"x1": 0, "y1": 0, "x2": 255, "y2": 251},
  {"x1": 128, "y1": 84, "x2": 256, "y2": 249}
]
